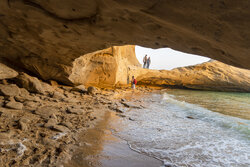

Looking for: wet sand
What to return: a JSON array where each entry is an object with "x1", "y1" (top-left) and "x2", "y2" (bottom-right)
[
  {"x1": 0, "y1": 77, "x2": 163, "y2": 167},
  {"x1": 64, "y1": 111, "x2": 162, "y2": 167}
]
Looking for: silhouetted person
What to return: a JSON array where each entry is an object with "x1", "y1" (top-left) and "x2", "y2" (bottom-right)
[
  {"x1": 143, "y1": 55, "x2": 147, "y2": 68},
  {"x1": 147, "y1": 57, "x2": 151, "y2": 69}
]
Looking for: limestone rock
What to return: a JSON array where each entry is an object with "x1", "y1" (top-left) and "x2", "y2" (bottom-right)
[
  {"x1": 71, "y1": 85, "x2": 87, "y2": 93},
  {"x1": 16, "y1": 73, "x2": 44, "y2": 94},
  {"x1": 133, "y1": 61, "x2": 250, "y2": 92},
  {"x1": 68, "y1": 46, "x2": 140, "y2": 86},
  {"x1": 0, "y1": 84, "x2": 21, "y2": 97},
  {"x1": 0, "y1": 63, "x2": 18, "y2": 80},
  {"x1": 0, "y1": 132, "x2": 13, "y2": 143},
  {"x1": 18, "y1": 118, "x2": 31, "y2": 131},
  {"x1": 60, "y1": 122, "x2": 73, "y2": 129},
  {"x1": 44, "y1": 118, "x2": 58, "y2": 128},
  {"x1": 121, "y1": 102, "x2": 143, "y2": 109},
  {"x1": 0, "y1": 1, "x2": 249, "y2": 90},
  {"x1": 50, "y1": 80, "x2": 58, "y2": 87},
  {"x1": 52, "y1": 91, "x2": 65, "y2": 99},
  {"x1": 0, "y1": 0, "x2": 250, "y2": 84},
  {"x1": 23, "y1": 101, "x2": 40, "y2": 111},
  {"x1": 66, "y1": 107, "x2": 85, "y2": 115},
  {"x1": 40, "y1": 82, "x2": 55, "y2": 93},
  {"x1": 52, "y1": 125, "x2": 70, "y2": 133},
  {"x1": 0, "y1": 96, "x2": 4, "y2": 107},
  {"x1": 35, "y1": 106, "x2": 59, "y2": 119},
  {"x1": 5, "y1": 100, "x2": 23, "y2": 110},
  {"x1": 20, "y1": 88, "x2": 30, "y2": 97},
  {"x1": 87, "y1": 86, "x2": 98, "y2": 95}
]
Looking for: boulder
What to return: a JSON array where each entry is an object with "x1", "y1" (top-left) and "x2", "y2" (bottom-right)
[
  {"x1": 0, "y1": 132, "x2": 13, "y2": 143},
  {"x1": 121, "y1": 102, "x2": 143, "y2": 109},
  {"x1": 0, "y1": 84, "x2": 21, "y2": 97},
  {"x1": 20, "y1": 88, "x2": 30, "y2": 97},
  {"x1": 50, "y1": 80, "x2": 58, "y2": 87},
  {"x1": 52, "y1": 91, "x2": 65, "y2": 99},
  {"x1": 18, "y1": 118, "x2": 31, "y2": 131},
  {"x1": 23, "y1": 101, "x2": 39, "y2": 111},
  {"x1": 40, "y1": 82, "x2": 55, "y2": 93},
  {"x1": 0, "y1": 96, "x2": 4, "y2": 107},
  {"x1": 52, "y1": 125, "x2": 70, "y2": 133},
  {"x1": 35, "y1": 106, "x2": 59, "y2": 119},
  {"x1": 71, "y1": 85, "x2": 87, "y2": 93},
  {"x1": 60, "y1": 122, "x2": 73, "y2": 129},
  {"x1": 44, "y1": 118, "x2": 58, "y2": 128},
  {"x1": 16, "y1": 73, "x2": 44, "y2": 94},
  {"x1": 5, "y1": 100, "x2": 23, "y2": 110},
  {"x1": 0, "y1": 63, "x2": 18, "y2": 80},
  {"x1": 87, "y1": 86, "x2": 98, "y2": 95},
  {"x1": 66, "y1": 106, "x2": 85, "y2": 115}
]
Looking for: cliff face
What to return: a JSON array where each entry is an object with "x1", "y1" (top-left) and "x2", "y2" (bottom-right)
[
  {"x1": 1, "y1": 42, "x2": 248, "y2": 92},
  {"x1": 0, "y1": 0, "x2": 250, "y2": 80},
  {"x1": 131, "y1": 61, "x2": 250, "y2": 92},
  {"x1": 59, "y1": 44, "x2": 250, "y2": 92},
  {"x1": 68, "y1": 45, "x2": 140, "y2": 86}
]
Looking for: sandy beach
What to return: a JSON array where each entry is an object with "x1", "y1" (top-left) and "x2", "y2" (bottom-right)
[{"x1": 0, "y1": 76, "x2": 162, "y2": 167}]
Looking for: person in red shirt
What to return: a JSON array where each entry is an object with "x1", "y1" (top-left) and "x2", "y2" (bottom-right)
[{"x1": 131, "y1": 76, "x2": 137, "y2": 89}]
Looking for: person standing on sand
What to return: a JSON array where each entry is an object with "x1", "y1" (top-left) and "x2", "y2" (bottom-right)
[
  {"x1": 147, "y1": 57, "x2": 151, "y2": 69},
  {"x1": 143, "y1": 55, "x2": 147, "y2": 68},
  {"x1": 131, "y1": 76, "x2": 137, "y2": 89}
]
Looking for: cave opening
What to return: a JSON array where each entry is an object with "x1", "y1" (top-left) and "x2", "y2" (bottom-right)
[{"x1": 135, "y1": 46, "x2": 210, "y2": 70}]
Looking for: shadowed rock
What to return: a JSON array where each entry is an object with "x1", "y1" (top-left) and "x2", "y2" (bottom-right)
[
  {"x1": 16, "y1": 73, "x2": 44, "y2": 94},
  {"x1": 71, "y1": 85, "x2": 87, "y2": 93},
  {"x1": 35, "y1": 106, "x2": 59, "y2": 119},
  {"x1": 0, "y1": 63, "x2": 18, "y2": 80},
  {"x1": 5, "y1": 100, "x2": 23, "y2": 110},
  {"x1": 0, "y1": 84, "x2": 21, "y2": 97}
]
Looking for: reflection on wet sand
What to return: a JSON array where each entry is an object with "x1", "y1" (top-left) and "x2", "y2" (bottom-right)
[{"x1": 64, "y1": 111, "x2": 162, "y2": 167}]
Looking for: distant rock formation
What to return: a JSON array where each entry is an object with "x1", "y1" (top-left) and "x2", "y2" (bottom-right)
[{"x1": 131, "y1": 61, "x2": 250, "y2": 92}]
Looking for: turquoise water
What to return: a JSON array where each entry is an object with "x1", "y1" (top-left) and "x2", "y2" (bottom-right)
[
  {"x1": 113, "y1": 90, "x2": 250, "y2": 167},
  {"x1": 165, "y1": 89, "x2": 250, "y2": 120}
]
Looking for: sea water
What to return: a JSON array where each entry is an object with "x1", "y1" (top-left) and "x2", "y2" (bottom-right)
[{"x1": 112, "y1": 89, "x2": 250, "y2": 167}]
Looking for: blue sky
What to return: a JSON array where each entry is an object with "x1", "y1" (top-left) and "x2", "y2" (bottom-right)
[{"x1": 135, "y1": 46, "x2": 210, "y2": 70}]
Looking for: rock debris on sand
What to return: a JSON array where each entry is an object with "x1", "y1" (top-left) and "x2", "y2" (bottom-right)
[{"x1": 0, "y1": 72, "x2": 117, "y2": 167}]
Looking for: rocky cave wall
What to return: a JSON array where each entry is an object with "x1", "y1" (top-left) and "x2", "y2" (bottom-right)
[
  {"x1": 0, "y1": 0, "x2": 250, "y2": 86},
  {"x1": 68, "y1": 45, "x2": 140, "y2": 87}
]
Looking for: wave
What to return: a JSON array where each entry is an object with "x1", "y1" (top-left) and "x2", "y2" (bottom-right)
[
  {"x1": 162, "y1": 93, "x2": 250, "y2": 139},
  {"x1": 113, "y1": 92, "x2": 250, "y2": 167}
]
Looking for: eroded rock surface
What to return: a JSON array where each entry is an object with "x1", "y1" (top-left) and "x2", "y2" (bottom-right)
[
  {"x1": 0, "y1": 71, "x2": 114, "y2": 167},
  {"x1": 0, "y1": 0, "x2": 250, "y2": 84},
  {"x1": 0, "y1": 63, "x2": 18, "y2": 80},
  {"x1": 68, "y1": 45, "x2": 140, "y2": 86},
  {"x1": 0, "y1": 84, "x2": 21, "y2": 97},
  {"x1": 132, "y1": 61, "x2": 250, "y2": 92}
]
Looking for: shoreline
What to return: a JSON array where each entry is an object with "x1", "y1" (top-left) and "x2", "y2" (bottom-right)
[
  {"x1": 0, "y1": 76, "x2": 162, "y2": 167},
  {"x1": 1, "y1": 76, "x2": 249, "y2": 166},
  {"x1": 64, "y1": 110, "x2": 163, "y2": 167}
]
